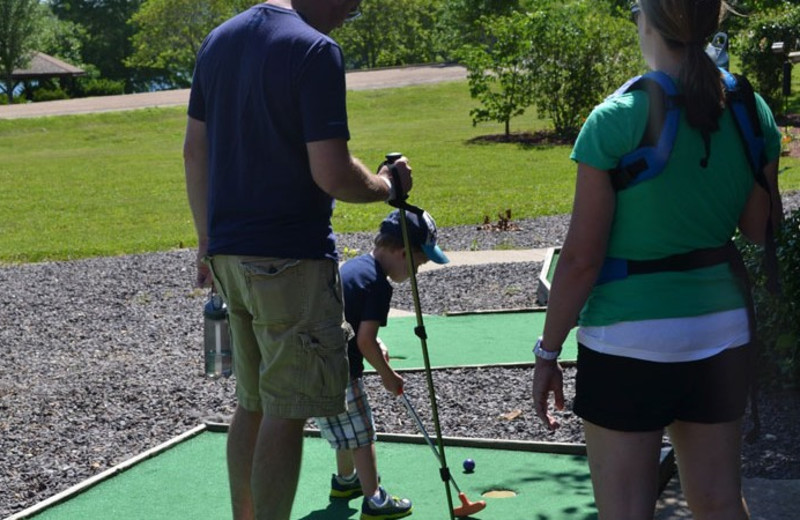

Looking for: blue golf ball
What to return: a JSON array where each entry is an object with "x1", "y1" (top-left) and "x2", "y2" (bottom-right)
[{"x1": 463, "y1": 458, "x2": 475, "y2": 473}]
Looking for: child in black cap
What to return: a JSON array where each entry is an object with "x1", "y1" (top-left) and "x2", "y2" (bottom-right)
[{"x1": 314, "y1": 209, "x2": 448, "y2": 519}]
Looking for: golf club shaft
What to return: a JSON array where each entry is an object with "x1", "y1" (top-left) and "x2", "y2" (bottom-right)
[
  {"x1": 399, "y1": 393, "x2": 463, "y2": 495},
  {"x1": 386, "y1": 152, "x2": 455, "y2": 520}
]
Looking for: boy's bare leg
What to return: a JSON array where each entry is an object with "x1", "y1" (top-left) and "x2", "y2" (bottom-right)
[
  {"x1": 335, "y1": 448, "x2": 356, "y2": 477},
  {"x1": 251, "y1": 415, "x2": 306, "y2": 520},
  {"x1": 352, "y1": 443, "x2": 380, "y2": 497},
  {"x1": 228, "y1": 405, "x2": 261, "y2": 520}
]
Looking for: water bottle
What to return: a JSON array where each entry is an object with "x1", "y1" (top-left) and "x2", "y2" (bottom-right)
[
  {"x1": 204, "y1": 292, "x2": 232, "y2": 378},
  {"x1": 705, "y1": 32, "x2": 729, "y2": 70}
]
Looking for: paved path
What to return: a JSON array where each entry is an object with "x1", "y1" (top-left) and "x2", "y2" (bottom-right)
[
  {"x1": 418, "y1": 247, "x2": 548, "y2": 273},
  {"x1": 0, "y1": 63, "x2": 467, "y2": 120}
]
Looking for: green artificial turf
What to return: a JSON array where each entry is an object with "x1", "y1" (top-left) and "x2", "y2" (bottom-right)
[
  {"x1": 374, "y1": 311, "x2": 578, "y2": 371},
  {"x1": 24, "y1": 430, "x2": 599, "y2": 520}
]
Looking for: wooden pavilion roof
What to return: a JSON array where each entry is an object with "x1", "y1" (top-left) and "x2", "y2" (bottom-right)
[{"x1": 12, "y1": 52, "x2": 85, "y2": 81}]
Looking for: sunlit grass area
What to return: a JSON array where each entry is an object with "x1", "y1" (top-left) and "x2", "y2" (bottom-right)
[{"x1": 0, "y1": 79, "x2": 798, "y2": 264}]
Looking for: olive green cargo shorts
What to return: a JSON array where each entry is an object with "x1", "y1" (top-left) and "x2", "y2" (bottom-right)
[{"x1": 208, "y1": 256, "x2": 351, "y2": 419}]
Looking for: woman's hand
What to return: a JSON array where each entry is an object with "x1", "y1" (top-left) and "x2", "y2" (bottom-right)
[{"x1": 532, "y1": 360, "x2": 565, "y2": 430}]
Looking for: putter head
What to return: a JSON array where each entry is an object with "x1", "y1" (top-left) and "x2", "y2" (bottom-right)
[{"x1": 453, "y1": 492, "x2": 487, "y2": 517}]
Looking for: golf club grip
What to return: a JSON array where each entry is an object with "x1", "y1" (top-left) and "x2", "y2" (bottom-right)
[{"x1": 384, "y1": 152, "x2": 407, "y2": 203}]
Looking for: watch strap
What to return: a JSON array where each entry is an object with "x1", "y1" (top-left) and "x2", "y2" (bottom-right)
[{"x1": 533, "y1": 337, "x2": 561, "y2": 360}]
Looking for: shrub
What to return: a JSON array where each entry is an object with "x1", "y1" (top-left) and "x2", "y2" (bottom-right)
[
  {"x1": 734, "y1": 3, "x2": 800, "y2": 114},
  {"x1": 0, "y1": 93, "x2": 27, "y2": 104},
  {"x1": 33, "y1": 87, "x2": 69, "y2": 102},
  {"x1": 526, "y1": 0, "x2": 642, "y2": 138},
  {"x1": 736, "y1": 207, "x2": 800, "y2": 390},
  {"x1": 77, "y1": 78, "x2": 125, "y2": 97}
]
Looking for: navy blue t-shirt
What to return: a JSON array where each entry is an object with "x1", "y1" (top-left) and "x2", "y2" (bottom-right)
[
  {"x1": 188, "y1": 4, "x2": 350, "y2": 260},
  {"x1": 341, "y1": 254, "x2": 393, "y2": 379}
]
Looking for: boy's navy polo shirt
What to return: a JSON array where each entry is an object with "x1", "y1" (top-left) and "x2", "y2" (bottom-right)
[
  {"x1": 188, "y1": 4, "x2": 350, "y2": 260},
  {"x1": 341, "y1": 254, "x2": 393, "y2": 379}
]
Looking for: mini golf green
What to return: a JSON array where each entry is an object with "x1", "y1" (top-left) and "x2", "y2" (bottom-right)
[
  {"x1": 375, "y1": 310, "x2": 577, "y2": 371},
  {"x1": 16, "y1": 427, "x2": 626, "y2": 520}
]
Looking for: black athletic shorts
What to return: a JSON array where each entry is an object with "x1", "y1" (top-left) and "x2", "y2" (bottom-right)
[{"x1": 573, "y1": 343, "x2": 751, "y2": 432}]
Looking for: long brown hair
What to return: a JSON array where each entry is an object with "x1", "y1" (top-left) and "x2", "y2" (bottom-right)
[{"x1": 640, "y1": 0, "x2": 728, "y2": 135}]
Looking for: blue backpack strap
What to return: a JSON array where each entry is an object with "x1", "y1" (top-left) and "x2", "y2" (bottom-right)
[
  {"x1": 721, "y1": 69, "x2": 768, "y2": 189},
  {"x1": 722, "y1": 69, "x2": 780, "y2": 295},
  {"x1": 609, "y1": 71, "x2": 682, "y2": 192}
]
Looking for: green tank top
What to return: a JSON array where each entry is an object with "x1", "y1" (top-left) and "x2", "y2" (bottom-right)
[{"x1": 570, "y1": 86, "x2": 781, "y2": 326}]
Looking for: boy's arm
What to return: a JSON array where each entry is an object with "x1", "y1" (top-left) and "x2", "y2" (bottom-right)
[{"x1": 357, "y1": 320, "x2": 404, "y2": 396}]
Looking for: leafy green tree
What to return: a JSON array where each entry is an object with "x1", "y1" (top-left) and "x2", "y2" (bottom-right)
[
  {"x1": 126, "y1": 0, "x2": 249, "y2": 88},
  {"x1": 460, "y1": 12, "x2": 535, "y2": 136},
  {"x1": 0, "y1": 0, "x2": 44, "y2": 104},
  {"x1": 527, "y1": 0, "x2": 641, "y2": 137},
  {"x1": 48, "y1": 0, "x2": 146, "y2": 91},
  {"x1": 38, "y1": 8, "x2": 85, "y2": 67},
  {"x1": 332, "y1": 0, "x2": 445, "y2": 69},
  {"x1": 437, "y1": 0, "x2": 521, "y2": 57}
]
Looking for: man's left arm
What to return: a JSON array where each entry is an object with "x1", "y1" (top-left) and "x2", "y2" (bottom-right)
[{"x1": 183, "y1": 116, "x2": 212, "y2": 288}]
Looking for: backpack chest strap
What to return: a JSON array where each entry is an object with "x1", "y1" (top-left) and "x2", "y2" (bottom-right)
[{"x1": 595, "y1": 241, "x2": 737, "y2": 285}]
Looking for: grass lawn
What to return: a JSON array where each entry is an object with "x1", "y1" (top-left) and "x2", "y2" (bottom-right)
[{"x1": 1, "y1": 79, "x2": 799, "y2": 264}]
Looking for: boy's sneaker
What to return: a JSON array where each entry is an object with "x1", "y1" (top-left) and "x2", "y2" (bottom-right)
[
  {"x1": 360, "y1": 486, "x2": 413, "y2": 520},
  {"x1": 330, "y1": 473, "x2": 363, "y2": 500}
]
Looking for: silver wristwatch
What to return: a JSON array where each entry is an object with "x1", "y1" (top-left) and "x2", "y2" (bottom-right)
[{"x1": 533, "y1": 336, "x2": 561, "y2": 360}]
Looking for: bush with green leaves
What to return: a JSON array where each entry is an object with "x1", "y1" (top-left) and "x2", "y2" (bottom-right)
[
  {"x1": 0, "y1": 92, "x2": 26, "y2": 104},
  {"x1": 459, "y1": 1, "x2": 640, "y2": 138},
  {"x1": 33, "y1": 86, "x2": 69, "y2": 102},
  {"x1": 526, "y1": 0, "x2": 642, "y2": 138},
  {"x1": 736, "y1": 208, "x2": 800, "y2": 390},
  {"x1": 459, "y1": 12, "x2": 535, "y2": 136},
  {"x1": 78, "y1": 77, "x2": 125, "y2": 97},
  {"x1": 734, "y1": 2, "x2": 800, "y2": 114}
]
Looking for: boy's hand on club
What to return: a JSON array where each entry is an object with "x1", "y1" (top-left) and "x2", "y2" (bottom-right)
[{"x1": 380, "y1": 370, "x2": 404, "y2": 397}]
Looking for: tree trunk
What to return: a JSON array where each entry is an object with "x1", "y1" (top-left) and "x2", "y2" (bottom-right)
[{"x1": 3, "y1": 74, "x2": 13, "y2": 105}]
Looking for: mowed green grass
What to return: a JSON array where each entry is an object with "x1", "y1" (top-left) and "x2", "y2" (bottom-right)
[{"x1": 1, "y1": 79, "x2": 798, "y2": 264}]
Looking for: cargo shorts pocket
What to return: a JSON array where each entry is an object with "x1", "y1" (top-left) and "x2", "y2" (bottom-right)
[
  {"x1": 296, "y1": 321, "x2": 351, "y2": 399},
  {"x1": 242, "y1": 258, "x2": 302, "y2": 325}
]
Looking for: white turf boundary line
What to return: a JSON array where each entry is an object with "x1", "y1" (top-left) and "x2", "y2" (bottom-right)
[{"x1": 5, "y1": 424, "x2": 208, "y2": 520}]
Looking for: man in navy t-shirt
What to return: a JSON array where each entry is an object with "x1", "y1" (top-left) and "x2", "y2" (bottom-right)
[{"x1": 183, "y1": 2, "x2": 413, "y2": 519}]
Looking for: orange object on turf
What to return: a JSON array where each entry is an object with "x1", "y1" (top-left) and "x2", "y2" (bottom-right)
[{"x1": 454, "y1": 492, "x2": 486, "y2": 517}]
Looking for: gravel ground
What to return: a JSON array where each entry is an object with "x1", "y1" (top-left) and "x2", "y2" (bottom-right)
[{"x1": 1, "y1": 194, "x2": 799, "y2": 519}]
